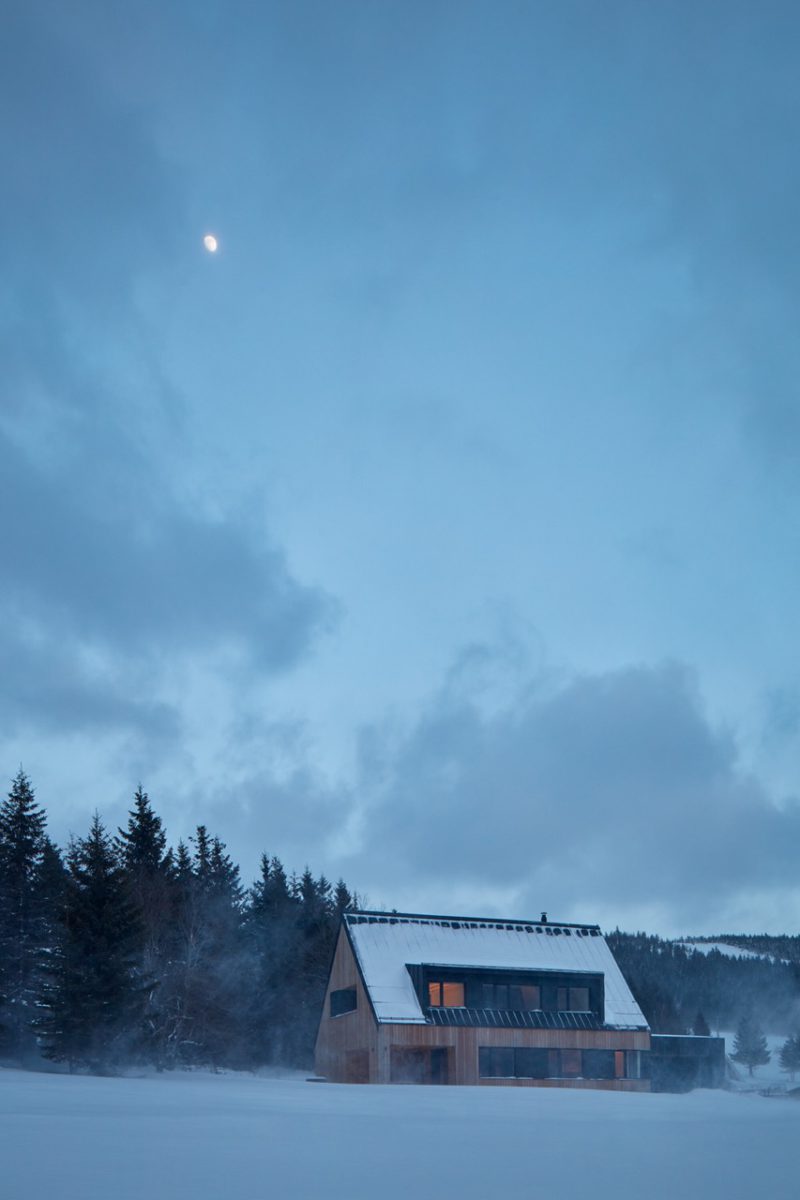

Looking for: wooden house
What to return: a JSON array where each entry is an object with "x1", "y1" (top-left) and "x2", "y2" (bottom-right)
[{"x1": 314, "y1": 910, "x2": 651, "y2": 1090}]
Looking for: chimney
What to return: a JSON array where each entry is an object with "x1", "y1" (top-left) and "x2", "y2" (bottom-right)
[{"x1": 540, "y1": 911, "x2": 548, "y2": 924}]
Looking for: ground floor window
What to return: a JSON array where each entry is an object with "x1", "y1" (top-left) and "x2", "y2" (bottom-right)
[{"x1": 479, "y1": 1046, "x2": 636, "y2": 1080}]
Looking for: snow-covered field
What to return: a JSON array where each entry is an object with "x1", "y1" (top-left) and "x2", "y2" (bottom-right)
[{"x1": 1, "y1": 1068, "x2": 796, "y2": 1200}]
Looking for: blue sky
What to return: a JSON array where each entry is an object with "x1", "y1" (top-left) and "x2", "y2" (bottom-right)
[{"x1": 3, "y1": 1, "x2": 800, "y2": 933}]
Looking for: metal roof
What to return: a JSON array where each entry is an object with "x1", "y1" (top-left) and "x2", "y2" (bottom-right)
[{"x1": 344, "y1": 910, "x2": 648, "y2": 1030}]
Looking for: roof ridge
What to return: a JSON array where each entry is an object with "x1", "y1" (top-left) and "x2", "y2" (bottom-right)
[{"x1": 344, "y1": 909, "x2": 601, "y2": 933}]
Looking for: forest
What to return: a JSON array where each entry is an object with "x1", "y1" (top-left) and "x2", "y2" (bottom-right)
[
  {"x1": 0, "y1": 770, "x2": 357, "y2": 1073},
  {"x1": 2, "y1": 768, "x2": 799, "y2": 1076},
  {"x1": 607, "y1": 931, "x2": 800, "y2": 1036}
]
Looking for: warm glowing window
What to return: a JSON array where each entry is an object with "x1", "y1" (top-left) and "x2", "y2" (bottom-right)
[{"x1": 428, "y1": 981, "x2": 465, "y2": 1007}]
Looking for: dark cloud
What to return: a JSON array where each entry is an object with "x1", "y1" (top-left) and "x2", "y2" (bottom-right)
[{"x1": 353, "y1": 658, "x2": 800, "y2": 921}]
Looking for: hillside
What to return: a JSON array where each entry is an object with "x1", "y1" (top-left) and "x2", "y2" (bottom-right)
[{"x1": 607, "y1": 932, "x2": 800, "y2": 1035}]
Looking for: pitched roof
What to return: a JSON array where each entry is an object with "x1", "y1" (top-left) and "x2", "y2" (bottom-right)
[{"x1": 344, "y1": 911, "x2": 648, "y2": 1030}]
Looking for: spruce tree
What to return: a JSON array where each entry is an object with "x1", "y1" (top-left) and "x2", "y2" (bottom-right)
[
  {"x1": 116, "y1": 787, "x2": 174, "y2": 1063},
  {"x1": 778, "y1": 1033, "x2": 800, "y2": 1082},
  {"x1": 0, "y1": 769, "x2": 47, "y2": 1059},
  {"x1": 693, "y1": 1010, "x2": 710, "y2": 1037},
  {"x1": 732, "y1": 1012, "x2": 771, "y2": 1076},
  {"x1": 37, "y1": 815, "x2": 144, "y2": 1072}
]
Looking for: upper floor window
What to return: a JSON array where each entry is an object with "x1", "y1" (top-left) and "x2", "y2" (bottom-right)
[
  {"x1": 477, "y1": 982, "x2": 541, "y2": 1010},
  {"x1": 428, "y1": 981, "x2": 465, "y2": 1007},
  {"x1": 557, "y1": 986, "x2": 590, "y2": 1012},
  {"x1": 330, "y1": 986, "x2": 357, "y2": 1017}
]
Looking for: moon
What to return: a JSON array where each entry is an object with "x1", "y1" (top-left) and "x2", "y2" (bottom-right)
[{"x1": 203, "y1": 234, "x2": 218, "y2": 253}]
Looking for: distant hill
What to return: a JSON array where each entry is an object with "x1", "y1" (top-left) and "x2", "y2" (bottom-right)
[{"x1": 606, "y1": 931, "x2": 800, "y2": 1036}]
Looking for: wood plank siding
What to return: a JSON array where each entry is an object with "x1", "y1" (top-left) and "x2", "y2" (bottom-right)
[
  {"x1": 315, "y1": 926, "x2": 650, "y2": 1090},
  {"x1": 314, "y1": 926, "x2": 378, "y2": 1082}
]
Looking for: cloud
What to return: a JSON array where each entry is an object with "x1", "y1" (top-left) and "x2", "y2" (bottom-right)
[
  {"x1": 352, "y1": 656, "x2": 800, "y2": 926},
  {"x1": 0, "y1": 7, "x2": 335, "y2": 744}
]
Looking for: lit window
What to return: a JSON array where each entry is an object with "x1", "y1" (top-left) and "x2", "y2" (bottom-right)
[{"x1": 428, "y1": 981, "x2": 465, "y2": 1007}]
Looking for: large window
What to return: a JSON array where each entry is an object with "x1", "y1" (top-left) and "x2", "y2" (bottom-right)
[
  {"x1": 582, "y1": 1049, "x2": 615, "y2": 1079},
  {"x1": 330, "y1": 986, "x2": 357, "y2": 1017},
  {"x1": 479, "y1": 1046, "x2": 631, "y2": 1080},
  {"x1": 428, "y1": 981, "x2": 465, "y2": 1007},
  {"x1": 476, "y1": 982, "x2": 541, "y2": 1010}
]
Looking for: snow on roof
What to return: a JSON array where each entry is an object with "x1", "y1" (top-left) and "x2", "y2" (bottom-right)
[{"x1": 345, "y1": 912, "x2": 648, "y2": 1029}]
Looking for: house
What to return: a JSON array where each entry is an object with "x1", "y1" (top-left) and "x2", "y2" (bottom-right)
[{"x1": 314, "y1": 909, "x2": 651, "y2": 1089}]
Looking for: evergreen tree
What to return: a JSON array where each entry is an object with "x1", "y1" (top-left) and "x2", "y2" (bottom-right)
[
  {"x1": 778, "y1": 1033, "x2": 800, "y2": 1082},
  {"x1": 116, "y1": 787, "x2": 174, "y2": 1064},
  {"x1": 731, "y1": 1012, "x2": 770, "y2": 1076},
  {"x1": 243, "y1": 854, "x2": 299, "y2": 1064},
  {"x1": 692, "y1": 1010, "x2": 710, "y2": 1037},
  {"x1": 0, "y1": 769, "x2": 47, "y2": 1059},
  {"x1": 37, "y1": 815, "x2": 144, "y2": 1072}
]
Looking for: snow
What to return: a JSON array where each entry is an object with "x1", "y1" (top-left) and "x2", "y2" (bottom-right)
[
  {"x1": 347, "y1": 913, "x2": 647, "y2": 1027},
  {"x1": 1, "y1": 1067, "x2": 796, "y2": 1200},
  {"x1": 676, "y1": 940, "x2": 782, "y2": 962}
]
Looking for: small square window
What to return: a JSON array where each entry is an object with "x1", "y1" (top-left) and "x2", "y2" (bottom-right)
[{"x1": 330, "y1": 987, "x2": 357, "y2": 1017}]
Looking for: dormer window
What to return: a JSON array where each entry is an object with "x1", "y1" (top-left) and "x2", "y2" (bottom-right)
[{"x1": 428, "y1": 981, "x2": 465, "y2": 1007}]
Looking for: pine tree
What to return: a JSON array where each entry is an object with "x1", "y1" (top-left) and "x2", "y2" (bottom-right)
[
  {"x1": 778, "y1": 1033, "x2": 800, "y2": 1082},
  {"x1": 0, "y1": 769, "x2": 47, "y2": 1059},
  {"x1": 37, "y1": 815, "x2": 144, "y2": 1072},
  {"x1": 732, "y1": 1012, "x2": 771, "y2": 1076}
]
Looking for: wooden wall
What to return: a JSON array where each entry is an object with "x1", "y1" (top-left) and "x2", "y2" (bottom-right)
[
  {"x1": 314, "y1": 926, "x2": 377, "y2": 1082},
  {"x1": 375, "y1": 1022, "x2": 650, "y2": 1089}
]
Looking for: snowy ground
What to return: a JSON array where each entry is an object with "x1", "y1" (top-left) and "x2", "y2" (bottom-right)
[{"x1": 1, "y1": 1068, "x2": 797, "y2": 1200}]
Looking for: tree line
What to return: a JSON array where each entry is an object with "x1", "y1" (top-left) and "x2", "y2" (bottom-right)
[
  {"x1": 606, "y1": 930, "x2": 800, "y2": 1037},
  {"x1": 0, "y1": 769, "x2": 358, "y2": 1074}
]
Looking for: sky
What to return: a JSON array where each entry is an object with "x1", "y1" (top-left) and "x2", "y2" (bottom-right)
[{"x1": 3, "y1": 0, "x2": 800, "y2": 936}]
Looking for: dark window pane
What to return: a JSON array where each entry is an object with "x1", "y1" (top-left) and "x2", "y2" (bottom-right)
[
  {"x1": 481, "y1": 982, "x2": 495, "y2": 1007},
  {"x1": 478, "y1": 1047, "x2": 515, "y2": 1078},
  {"x1": 508, "y1": 985, "x2": 522, "y2": 1010},
  {"x1": 515, "y1": 1048, "x2": 550, "y2": 1078},
  {"x1": 561, "y1": 1048, "x2": 582, "y2": 1077},
  {"x1": 557, "y1": 987, "x2": 569, "y2": 1011},
  {"x1": 330, "y1": 987, "x2": 357, "y2": 1017},
  {"x1": 494, "y1": 985, "x2": 508, "y2": 1008},
  {"x1": 582, "y1": 1049, "x2": 615, "y2": 1079},
  {"x1": 520, "y1": 984, "x2": 540, "y2": 1010},
  {"x1": 569, "y1": 987, "x2": 590, "y2": 1011},
  {"x1": 625, "y1": 1051, "x2": 641, "y2": 1080}
]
